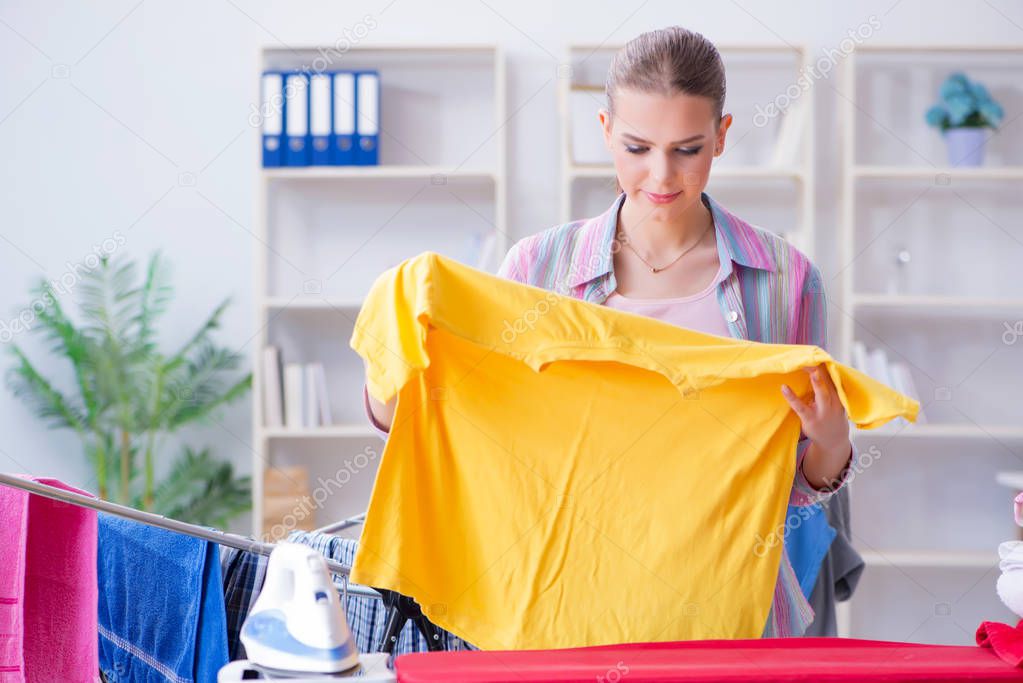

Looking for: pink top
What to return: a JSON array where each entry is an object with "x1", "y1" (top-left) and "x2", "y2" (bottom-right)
[{"x1": 602, "y1": 262, "x2": 730, "y2": 338}]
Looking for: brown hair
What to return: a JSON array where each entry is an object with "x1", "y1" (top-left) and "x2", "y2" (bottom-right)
[{"x1": 605, "y1": 26, "x2": 726, "y2": 193}]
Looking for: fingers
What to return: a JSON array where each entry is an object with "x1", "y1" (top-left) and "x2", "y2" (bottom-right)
[
  {"x1": 815, "y1": 363, "x2": 838, "y2": 393},
  {"x1": 807, "y1": 366, "x2": 827, "y2": 408},
  {"x1": 781, "y1": 384, "x2": 812, "y2": 421},
  {"x1": 805, "y1": 364, "x2": 834, "y2": 410}
]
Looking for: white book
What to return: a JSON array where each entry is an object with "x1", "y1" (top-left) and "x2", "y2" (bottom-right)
[
  {"x1": 889, "y1": 362, "x2": 927, "y2": 424},
  {"x1": 866, "y1": 348, "x2": 893, "y2": 390},
  {"x1": 309, "y1": 362, "x2": 333, "y2": 426},
  {"x1": 570, "y1": 89, "x2": 610, "y2": 165},
  {"x1": 283, "y1": 363, "x2": 305, "y2": 430},
  {"x1": 475, "y1": 230, "x2": 499, "y2": 272},
  {"x1": 886, "y1": 358, "x2": 909, "y2": 429},
  {"x1": 888, "y1": 360, "x2": 908, "y2": 395},
  {"x1": 770, "y1": 96, "x2": 806, "y2": 168},
  {"x1": 851, "y1": 341, "x2": 869, "y2": 375},
  {"x1": 261, "y1": 346, "x2": 284, "y2": 428},
  {"x1": 303, "y1": 364, "x2": 319, "y2": 428}
]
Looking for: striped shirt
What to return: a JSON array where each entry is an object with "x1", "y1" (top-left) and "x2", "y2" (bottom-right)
[{"x1": 495, "y1": 190, "x2": 854, "y2": 638}]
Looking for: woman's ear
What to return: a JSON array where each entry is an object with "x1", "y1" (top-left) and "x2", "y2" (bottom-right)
[
  {"x1": 599, "y1": 108, "x2": 613, "y2": 150},
  {"x1": 715, "y1": 113, "x2": 733, "y2": 156}
]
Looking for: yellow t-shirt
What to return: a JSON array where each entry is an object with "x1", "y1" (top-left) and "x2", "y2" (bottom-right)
[{"x1": 349, "y1": 251, "x2": 918, "y2": 651}]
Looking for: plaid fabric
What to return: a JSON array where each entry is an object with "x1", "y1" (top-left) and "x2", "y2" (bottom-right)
[
  {"x1": 287, "y1": 530, "x2": 477, "y2": 654},
  {"x1": 219, "y1": 546, "x2": 268, "y2": 661}
]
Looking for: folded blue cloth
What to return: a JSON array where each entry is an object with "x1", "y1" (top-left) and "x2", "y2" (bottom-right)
[
  {"x1": 783, "y1": 503, "x2": 838, "y2": 599},
  {"x1": 98, "y1": 514, "x2": 228, "y2": 682}
]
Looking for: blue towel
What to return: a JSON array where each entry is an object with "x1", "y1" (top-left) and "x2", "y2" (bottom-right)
[
  {"x1": 98, "y1": 514, "x2": 228, "y2": 682},
  {"x1": 783, "y1": 503, "x2": 838, "y2": 599}
]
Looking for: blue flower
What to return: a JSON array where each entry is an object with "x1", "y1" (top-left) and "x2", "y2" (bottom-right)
[
  {"x1": 968, "y1": 81, "x2": 991, "y2": 104},
  {"x1": 939, "y1": 72, "x2": 970, "y2": 100},
  {"x1": 928, "y1": 72, "x2": 1002, "y2": 130},
  {"x1": 925, "y1": 104, "x2": 948, "y2": 128},
  {"x1": 945, "y1": 93, "x2": 974, "y2": 126},
  {"x1": 979, "y1": 100, "x2": 1004, "y2": 127}
]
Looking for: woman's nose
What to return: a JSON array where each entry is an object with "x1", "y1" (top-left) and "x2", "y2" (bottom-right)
[{"x1": 649, "y1": 151, "x2": 673, "y2": 185}]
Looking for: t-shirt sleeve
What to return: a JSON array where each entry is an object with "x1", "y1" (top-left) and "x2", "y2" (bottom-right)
[{"x1": 349, "y1": 258, "x2": 433, "y2": 404}]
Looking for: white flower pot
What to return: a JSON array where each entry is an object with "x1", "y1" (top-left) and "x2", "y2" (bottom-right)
[{"x1": 944, "y1": 127, "x2": 987, "y2": 167}]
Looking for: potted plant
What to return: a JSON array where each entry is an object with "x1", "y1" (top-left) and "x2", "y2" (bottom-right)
[
  {"x1": 925, "y1": 72, "x2": 1004, "y2": 167},
  {"x1": 6, "y1": 252, "x2": 252, "y2": 527}
]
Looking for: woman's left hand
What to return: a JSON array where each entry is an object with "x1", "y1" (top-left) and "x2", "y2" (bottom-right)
[{"x1": 780, "y1": 363, "x2": 851, "y2": 456}]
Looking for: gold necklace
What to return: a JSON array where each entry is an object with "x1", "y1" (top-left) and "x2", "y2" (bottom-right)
[{"x1": 622, "y1": 217, "x2": 713, "y2": 274}]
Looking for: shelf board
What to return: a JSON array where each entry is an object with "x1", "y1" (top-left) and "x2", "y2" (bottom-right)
[
  {"x1": 263, "y1": 297, "x2": 363, "y2": 311},
  {"x1": 263, "y1": 43, "x2": 499, "y2": 55},
  {"x1": 996, "y1": 471, "x2": 1023, "y2": 490},
  {"x1": 570, "y1": 44, "x2": 805, "y2": 54},
  {"x1": 854, "y1": 424, "x2": 1023, "y2": 440},
  {"x1": 262, "y1": 425, "x2": 380, "y2": 439},
  {"x1": 854, "y1": 44, "x2": 1023, "y2": 53},
  {"x1": 853, "y1": 165, "x2": 1023, "y2": 180},
  {"x1": 860, "y1": 550, "x2": 997, "y2": 568},
  {"x1": 567, "y1": 164, "x2": 805, "y2": 180},
  {"x1": 262, "y1": 166, "x2": 497, "y2": 181},
  {"x1": 852, "y1": 294, "x2": 1023, "y2": 314}
]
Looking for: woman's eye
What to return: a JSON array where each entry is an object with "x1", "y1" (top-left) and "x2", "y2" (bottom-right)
[{"x1": 624, "y1": 145, "x2": 702, "y2": 155}]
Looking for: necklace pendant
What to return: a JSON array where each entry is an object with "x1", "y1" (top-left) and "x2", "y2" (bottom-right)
[{"x1": 651, "y1": 266, "x2": 659, "y2": 273}]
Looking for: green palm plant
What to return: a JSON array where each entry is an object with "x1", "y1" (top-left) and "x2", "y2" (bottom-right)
[{"x1": 6, "y1": 251, "x2": 252, "y2": 527}]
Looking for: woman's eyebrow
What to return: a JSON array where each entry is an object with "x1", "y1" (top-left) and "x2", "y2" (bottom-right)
[{"x1": 621, "y1": 133, "x2": 705, "y2": 145}]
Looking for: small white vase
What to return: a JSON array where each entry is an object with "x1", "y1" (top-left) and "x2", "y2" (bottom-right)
[{"x1": 944, "y1": 128, "x2": 987, "y2": 167}]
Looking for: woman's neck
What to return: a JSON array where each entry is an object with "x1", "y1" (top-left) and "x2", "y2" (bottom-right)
[{"x1": 617, "y1": 192, "x2": 713, "y2": 254}]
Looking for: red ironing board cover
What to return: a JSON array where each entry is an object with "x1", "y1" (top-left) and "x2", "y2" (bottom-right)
[{"x1": 394, "y1": 637, "x2": 1023, "y2": 682}]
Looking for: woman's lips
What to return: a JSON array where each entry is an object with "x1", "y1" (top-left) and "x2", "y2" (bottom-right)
[{"x1": 643, "y1": 190, "x2": 682, "y2": 204}]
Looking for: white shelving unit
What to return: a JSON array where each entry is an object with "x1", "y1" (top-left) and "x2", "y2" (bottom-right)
[
  {"x1": 861, "y1": 550, "x2": 999, "y2": 568},
  {"x1": 558, "y1": 44, "x2": 817, "y2": 258},
  {"x1": 838, "y1": 45, "x2": 1023, "y2": 643},
  {"x1": 856, "y1": 424, "x2": 1023, "y2": 441},
  {"x1": 251, "y1": 44, "x2": 507, "y2": 538}
]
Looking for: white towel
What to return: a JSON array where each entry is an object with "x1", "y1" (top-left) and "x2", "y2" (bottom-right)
[{"x1": 997, "y1": 541, "x2": 1023, "y2": 617}]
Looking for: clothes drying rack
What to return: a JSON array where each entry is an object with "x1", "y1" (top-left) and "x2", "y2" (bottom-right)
[
  {"x1": 0, "y1": 472, "x2": 449, "y2": 653},
  {"x1": 0, "y1": 472, "x2": 376, "y2": 598}
]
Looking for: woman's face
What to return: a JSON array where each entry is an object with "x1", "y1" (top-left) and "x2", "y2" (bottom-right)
[{"x1": 600, "y1": 89, "x2": 732, "y2": 219}]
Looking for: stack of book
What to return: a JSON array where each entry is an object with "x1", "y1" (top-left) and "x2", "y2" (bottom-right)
[
  {"x1": 261, "y1": 346, "x2": 333, "y2": 429},
  {"x1": 851, "y1": 341, "x2": 927, "y2": 426}
]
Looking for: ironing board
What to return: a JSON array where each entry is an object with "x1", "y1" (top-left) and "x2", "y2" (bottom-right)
[
  {"x1": 217, "y1": 654, "x2": 395, "y2": 681},
  {"x1": 393, "y1": 637, "x2": 1023, "y2": 682}
]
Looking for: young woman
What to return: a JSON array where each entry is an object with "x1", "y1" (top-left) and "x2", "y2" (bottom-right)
[{"x1": 366, "y1": 26, "x2": 854, "y2": 638}]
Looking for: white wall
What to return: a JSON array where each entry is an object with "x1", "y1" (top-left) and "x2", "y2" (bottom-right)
[{"x1": 0, "y1": 0, "x2": 1018, "y2": 493}]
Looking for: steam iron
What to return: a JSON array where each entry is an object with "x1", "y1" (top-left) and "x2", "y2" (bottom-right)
[{"x1": 240, "y1": 542, "x2": 361, "y2": 677}]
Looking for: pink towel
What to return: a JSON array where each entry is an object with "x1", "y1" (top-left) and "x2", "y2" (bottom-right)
[{"x1": 0, "y1": 475, "x2": 98, "y2": 682}]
